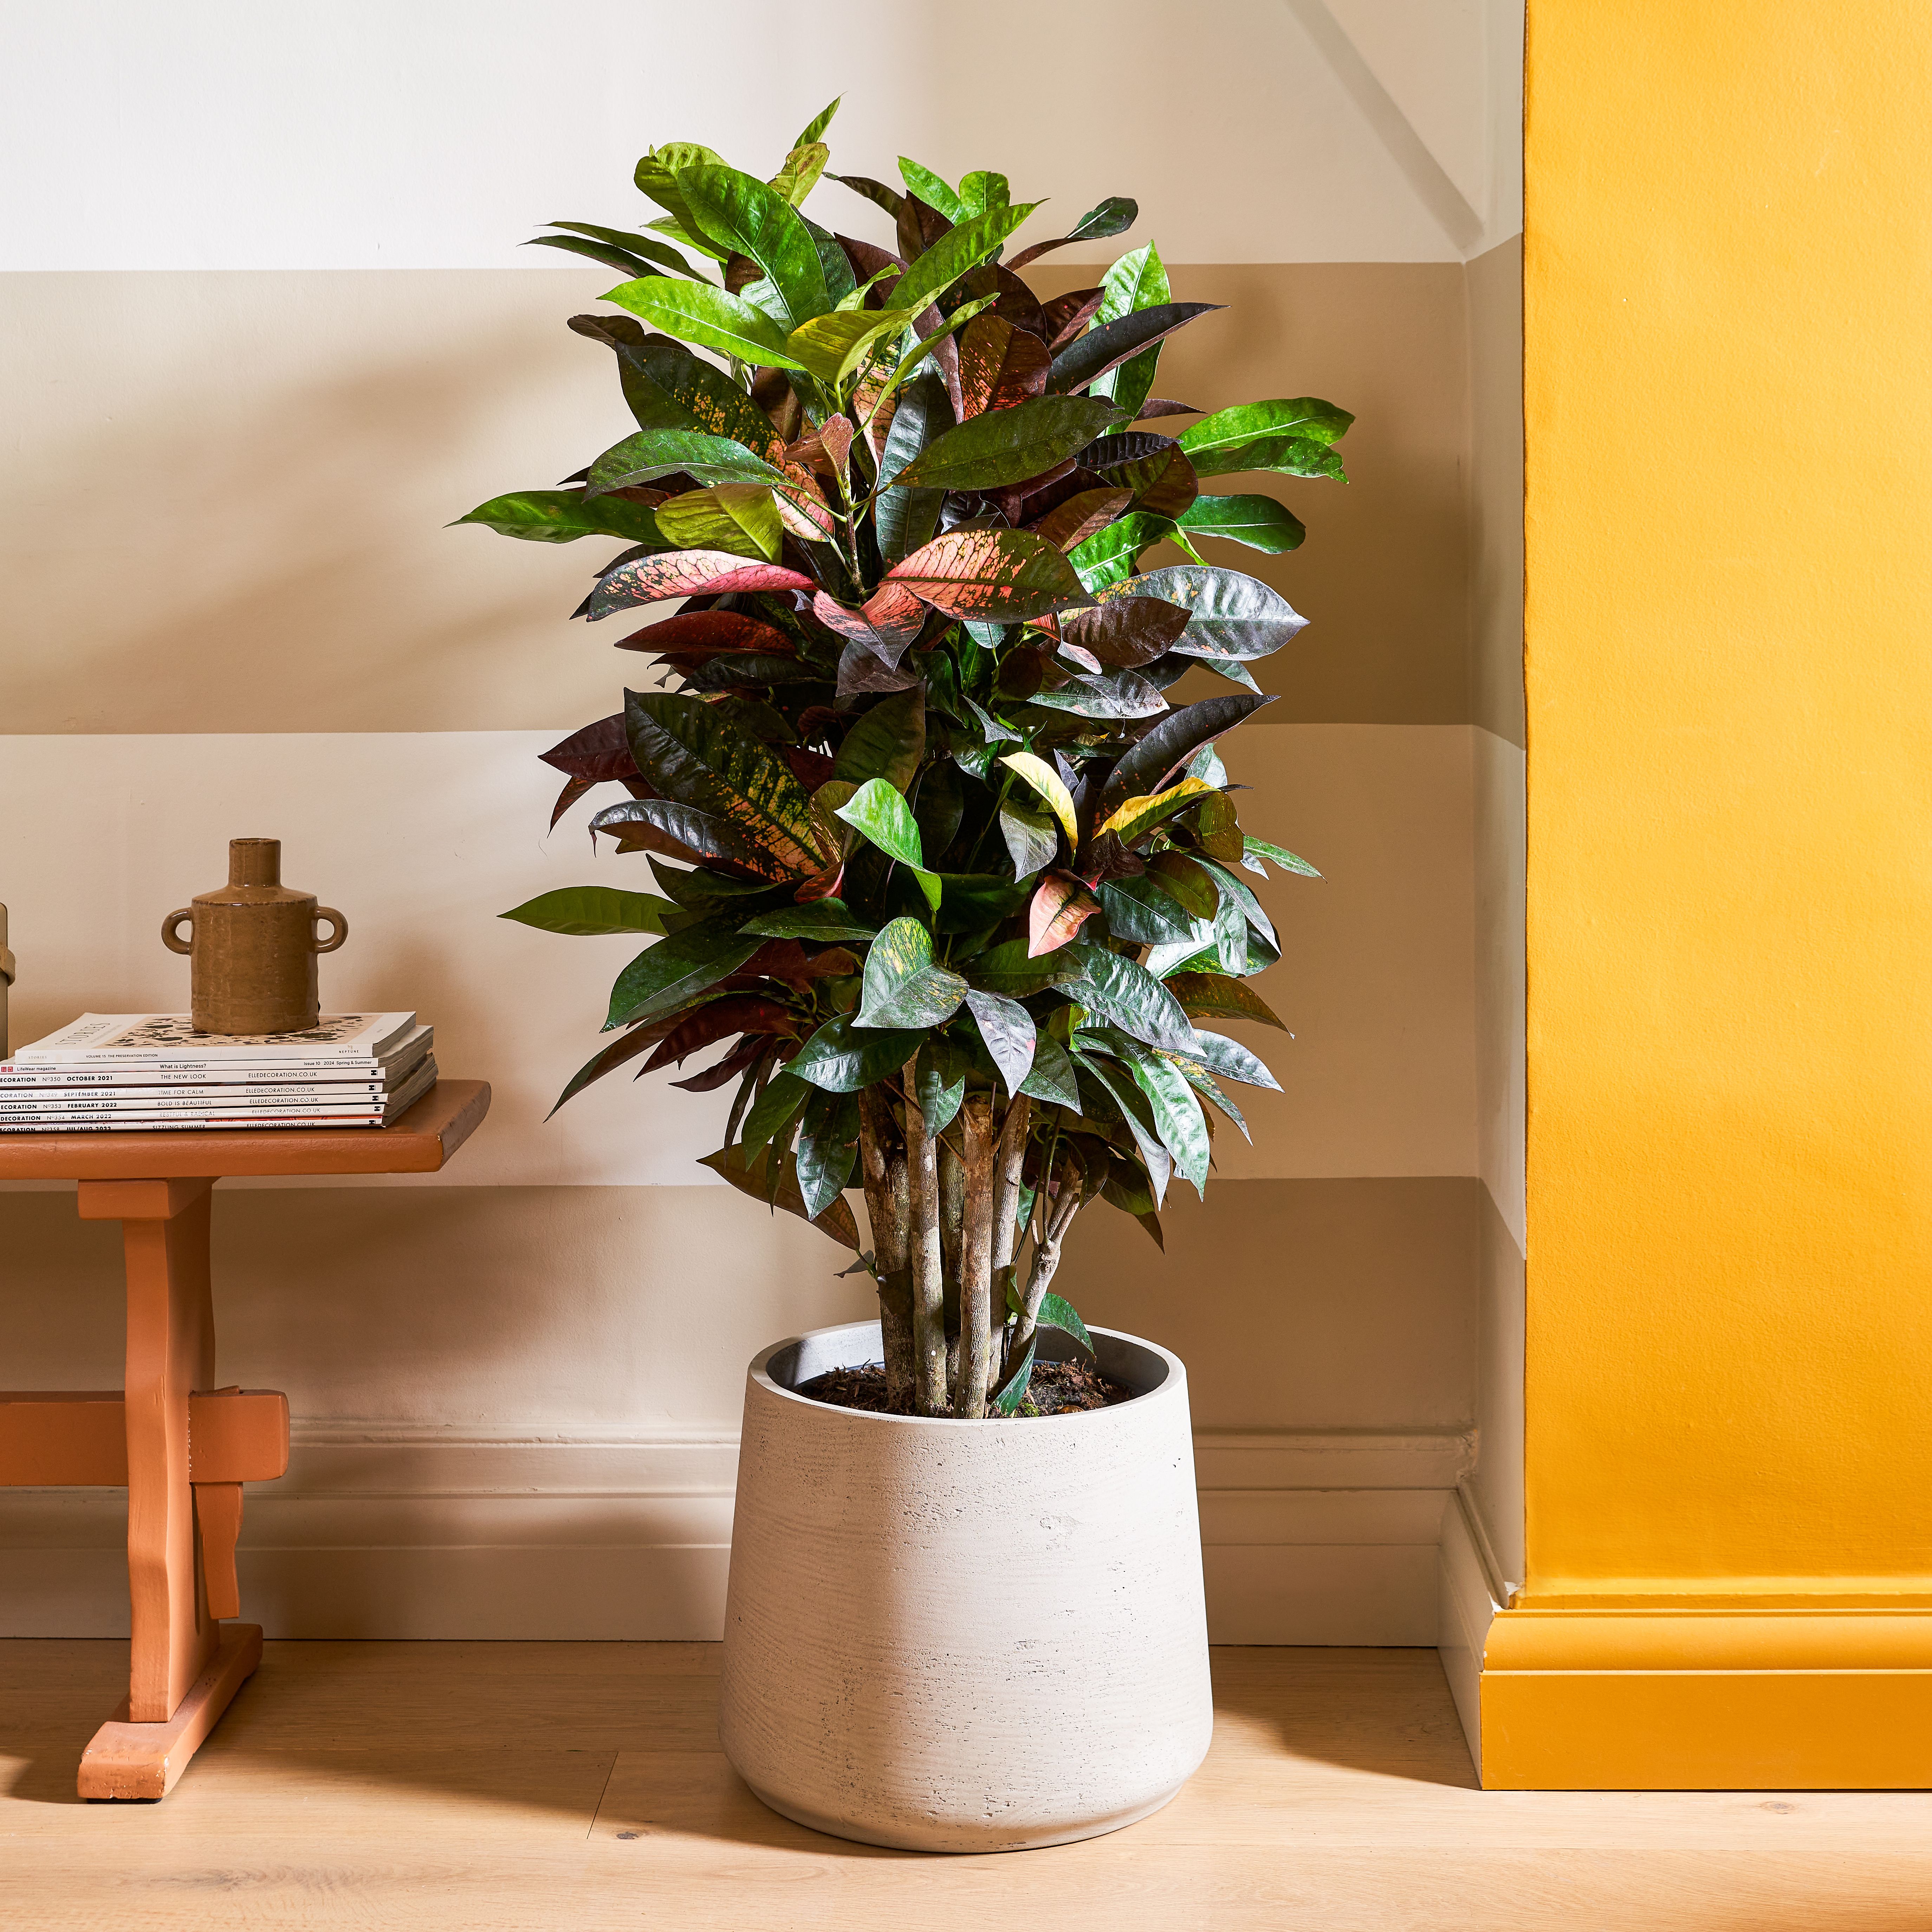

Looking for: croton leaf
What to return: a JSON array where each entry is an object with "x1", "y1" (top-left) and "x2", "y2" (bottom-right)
[
  {"x1": 969, "y1": 939, "x2": 1083, "y2": 998},
  {"x1": 1032, "y1": 487, "x2": 1134, "y2": 553},
  {"x1": 896, "y1": 156, "x2": 964, "y2": 222},
  {"x1": 679, "y1": 164, "x2": 832, "y2": 329},
  {"x1": 1006, "y1": 196, "x2": 1138, "y2": 271},
  {"x1": 698, "y1": 1140, "x2": 860, "y2": 1249},
  {"x1": 1177, "y1": 493, "x2": 1305, "y2": 554},
  {"x1": 832, "y1": 688, "x2": 926, "y2": 793},
  {"x1": 1061, "y1": 595, "x2": 1192, "y2": 667},
  {"x1": 1130, "y1": 564, "x2": 1308, "y2": 663},
  {"x1": 455, "y1": 490, "x2": 667, "y2": 546},
  {"x1": 1065, "y1": 942, "x2": 1195, "y2": 1052},
  {"x1": 873, "y1": 369, "x2": 952, "y2": 565},
  {"x1": 1176, "y1": 398, "x2": 1355, "y2": 475},
  {"x1": 1245, "y1": 835, "x2": 1323, "y2": 879},
  {"x1": 642, "y1": 995, "x2": 800, "y2": 1073},
  {"x1": 590, "y1": 797, "x2": 794, "y2": 880},
  {"x1": 653, "y1": 484, "x2": 783, "y2": 562},
  {"x1": 1080, "y1": 432, "x2": 1199, "y2": 520},
  {"x1": 1177, "y1": 1027, "x2": 1282, "y2": 1092},
  {"x1": 1090, "y1": 241, "x2": 1171, "y2": 423},
  {"x1": 1165, "y1": 970, "x2": 1290, "y2": 1030},
  {"x1": 540, "y1": 713, "x2": 636, "y2": 781},
  {"x1": 500, "y1": 886, "x2": 674, "y2": 936},
  {"x1": 741, "y1": 1067, "x2": 812, "y2": 1156},
  {"x1": 997, "y1": 751, "x2": 1080, "y2": 845},
  {"x1": 957, "y1": 313, "x2": 1051, "y2": 417},
  {"x1": 882, "y1": 528, "x2": 1087, "y2": 623},
  {"x1": 567, "y1": 316, "x2": 785, "y2": 456},
  {"x1": 614, "y1": 609, "x2": 793, "y2": 658},
  {"x1": 1072, "y1": 1051, "x2": 1171, "y2": 1206},
  {"x1": 625, "y1": 690, "x2": 830, "y2": 873},
  {"x1": 833, "y1": 776, "x2": 924, "y2": 867},
  {"x1": 856, "y1": 916, "x2": 968, "y2": 1029},
  {"x1": 1098, "y1": 776, "x2": 1215, "y2": 845},
  {"x1": 914, "y1": 1039, "x2": 968, "y2": 1135},
  {"x1": 789, "y1": 1013, "x2": 928, "y2": 1092},
  {"x1": 1018, "y1": 1033, "x2": 1081, "y2": 1109},
  {"x1": 1104, "y1": 693, "x2": 1274, "y2": 807},
  {"x1": 1098, "y1": 876, "x2": 1199, "y2": 945},
  {"x1": 604, "y1": 920, "x2": 766, "y2": 1030},
  {"x1": 1113, "y1": 1035, "x2": 1211, "y2": 1192},
  {"x1": 601, "y1": 276, "x2": 809, "y2": 369},
  {"x1": 740, "y1": 899, "x2": 879, "y2": 942},
  {"x1": 1029, "y1": 668, "x2": 1168, "y2": 719},
  {"x1": 999, "y1": 796, "x2": 1059, "y2": 880},
  {"x1": 586, "y1": 428, "x2": 786, "y2": 496},
  {"x1": 893, "y1": 395, "x2": 1123, "y2": 493},
  {"x1": 813, "y1": 589, "x2": 915, "y2": 663},
  {"x1": 585, "y1": 550, "x2": 814, "y2": 617},
  {"x1": 963, "y1": 988, "x2": 1037, "y2": 1095},
  {"x1": 786, "y1": 305, "x2": 914, "y2": 385},
  {"x1": 1048, "y1": 303, "x2": 1222, "y2": 396},
  {"x1": 795, "y1": 1088, "x2": 861, "y2": 1220},
  {"x1": 990, "y1": 1335, "x2": 1038, "y2": 1414},
  {"x1": 886, "y1": 201, "x2": 1039, "y2": 319},
  {"x1": 545, "y1": 222, "x2": 705, "y2": 278},
  {"x1": 1031, "y1": 1291, "x2": 1096, "y2": 1356},
  {"x1": 526, "y1": 233, "x2": 667, "y2": 279},
  {"x1": 1027, "y1": 872, "x2": 1102, "y2": 957},
  {"x1": 1067, "y1": 509, "x2": 1173, "y2": 591}
]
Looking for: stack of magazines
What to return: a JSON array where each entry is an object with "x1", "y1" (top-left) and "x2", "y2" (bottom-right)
[{"x1": 0, "y1": 1013, "x2": 435, "y2": 1132}]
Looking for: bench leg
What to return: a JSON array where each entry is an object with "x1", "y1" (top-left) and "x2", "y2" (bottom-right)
[{"x1": 74, "y1": 1177, "x2": 261, "y2": 1799}]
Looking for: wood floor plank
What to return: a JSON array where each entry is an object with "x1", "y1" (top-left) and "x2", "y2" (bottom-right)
[{"x1": 6, "y1": 1642, "x2": 1932, "y2": 1932}]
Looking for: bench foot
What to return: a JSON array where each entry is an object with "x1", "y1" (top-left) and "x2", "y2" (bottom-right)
[{"x1": 78, "y1": 1623, "x2": 262, "y2": 1801}]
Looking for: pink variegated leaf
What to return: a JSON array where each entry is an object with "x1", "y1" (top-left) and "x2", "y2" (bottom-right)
[
  {"x1": 857, "y1": 581, "x2": 929, "y2": 652},
  {"x1": 1027, "y1": 871, "x2": 1103, "y2": 957},
  {"x1": 586, "y1": 550, "x2": 814, "y2": 617},
  {"x1": 813, "y1": 590, "x2": 915, "y2": 664},
  {"x1": 882, "y1": 528, "x2": 1088, "y2": 623},
  {"x1": 774, "y1": 463, "x2": 839, "y2": 542},
  {"x1": 957, "y1": 314, "x2": 1051, "y2": 418}
]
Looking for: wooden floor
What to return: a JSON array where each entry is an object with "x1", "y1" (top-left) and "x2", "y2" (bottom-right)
[{"x1": 4, "y1": 1643, "x2": 1931, "y2": 1930}]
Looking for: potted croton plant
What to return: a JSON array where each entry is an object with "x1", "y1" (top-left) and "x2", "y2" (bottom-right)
[{"x1": 471, "y1": 97, "x2": 1349, "y2": 1852}]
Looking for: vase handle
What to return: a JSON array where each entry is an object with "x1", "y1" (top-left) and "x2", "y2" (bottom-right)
[
  {"x1": 162, "y1": 910, "x2": 194, "y2": 955},
  {"x1": 313, "y1": 908, "x2": 348, "y2": 954}
]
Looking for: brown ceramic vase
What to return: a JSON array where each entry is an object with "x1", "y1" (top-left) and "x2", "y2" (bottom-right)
[{"x1": 163, "y1": 839, "x2": 347, "y2": 1035}]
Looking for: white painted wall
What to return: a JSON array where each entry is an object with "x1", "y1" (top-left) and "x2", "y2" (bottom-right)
[{"x1": 0, "y1": 0, "x2": 1517, "y2": 270}]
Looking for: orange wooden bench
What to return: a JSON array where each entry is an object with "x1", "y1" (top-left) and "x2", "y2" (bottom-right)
[{"x1": 0, "y1": 1079, "x2": 490, "y2": 1798}]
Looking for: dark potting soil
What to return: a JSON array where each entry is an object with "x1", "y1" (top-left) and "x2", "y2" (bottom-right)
[{"x1": 795, "y1": 1358, "x2": 1134, "y2": 1418}]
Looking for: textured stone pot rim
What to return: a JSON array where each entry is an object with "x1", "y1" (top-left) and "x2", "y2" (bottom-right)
[{"x1": 747, "y1": 1319, "x2": 1185, "y2": 1431}]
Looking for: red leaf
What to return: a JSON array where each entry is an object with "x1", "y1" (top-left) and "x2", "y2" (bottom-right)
[
  {"x1": 739, "y1": 940, "x2": 859, "y2": 989},
  {"x1": 1062, "y1": 595, "x2": 1193, "y2": 668},
  {"x1": 794, "y1": 859, "x2": 844, "y2": 903},
  {"x1": 1027, "y1": 872, "x2": 1102, "y2": 957},
  {"x1": 957, "y1": 314, "x2": 1050, "y2": 418},
  {"x1": 782, "y1": 745, "x2": 836, "y2": 791},
  {"x1": 883, "y1": 529, "x2": 1087, "y2": 623},
  {"x1": 614, "y1": 610, "x2": 792, "y2": 656},
  {"x1": 815, "y1": 589, "x2": 919, "y2": 663},
  {"x1": 1040, "y1": 288, "x2": 1105, "y2": 350},
  {"x1": 549, "y1": 774, "x2": 594, "y2": 829},
  {"x1": 642, "y1": 997, "x2": 801, "y2": 1074},
  {"x1": 540, "y1": 714, "x2": 636, "y2": 781},
  {"x1": 1135, "y1": 399, "x2": 1202, "y2": 420},
  {"x1": 669, "y1": 1035, "x2": 772, "y2": 1093},
  {"x1": 588, "y1": 551, "x2": 814, "y2": 616},
  {"x1": 1031, "y1": 487, "x2": 1134, "y2": 553}
]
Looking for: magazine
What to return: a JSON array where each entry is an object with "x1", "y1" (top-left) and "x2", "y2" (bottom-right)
[
  {"x1": 0, "y1": 1029, "x2": 431, "y2": 1092},
  {"x1": 0, "y1": 1058, "x2": 437, "y2": 1132},
  {"x1": 15, "y1": 1012, "x2": 418, "y2": 1066}
]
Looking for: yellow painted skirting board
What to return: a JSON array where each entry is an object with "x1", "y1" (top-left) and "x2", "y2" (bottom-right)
[{"x1": 1481, "y1": 1605, "x2": 1932, "y2": 1789}]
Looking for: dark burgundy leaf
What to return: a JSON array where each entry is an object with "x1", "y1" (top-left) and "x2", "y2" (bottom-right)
[
  {"x1": 837, "y1": 637, "x2": 921, "y2": 700},
  {"x1": 1030, "y1": 487, "x2": 1134, "y2": 553},
  {"x1": 1080, "y1": 432, "x2": 1200, "y2": 519},
  {"x1": 829, "y1": 174, "x2": 906, "y2": 221},
  {"x1": 1135, "y1": 399, "x2": 1203, "y2": 420},
  {"x1": 670, "y1": 1035, "x2": 771, "y2": 1092},
  {"x1": 549, "y1": 774, "x2": 595, "y2": 828},
  {"x1": 957, "y1": 314, "x2": 1051, "y2": 417},
  {"x1": 1062, "y1": 596, "x2": 1193, "y2": 668},
  {"x1": 540, "y1": 713, "x2": 637, "y2": 781},
  {"x1": 1102, "y1": 694, "x2": 1276, "y2": 809},
  {"x1": 1042, "y1": 288, "x2": 1106, "y2": 349},
  {"x1": 1048, "y1": 303, "x2": 1225, "y2": 395},
  {"x1": 614, "y1": 609, "x2": 794, "y2": 656},
  {"x1": 642, "y1": 997, "x2": 801, "y2": 1074}
]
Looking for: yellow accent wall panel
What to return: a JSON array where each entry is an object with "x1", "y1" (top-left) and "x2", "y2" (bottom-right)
[{"x1": 1510, "y1": 2, "x2": 1932, "y2": 1783}]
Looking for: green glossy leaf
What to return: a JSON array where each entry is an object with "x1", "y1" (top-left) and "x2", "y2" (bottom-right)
[
  {"x1": 1089, "y1": 241, "x2": 1170, "y2": 423},
  {"x1": 786, "y1": 305, "x2": 913, "y2": 385},
  {"x1": 1176, "y1": 1028, "x2": 1282, "y2": 1093},
  {"x1": 1033, "y1": 1292, "x2": 1095, "y2": 1356},
  {"x1": 1146, "y1": 851, "x2": 1221, "y2": 921},
  {"x1": 999, "y1": 796, "x2": 1058, "y2": 880},
  {"x1": 1130, "y1": 565, "x2": 1308, "y2": 663},
  {"x1": 998, "y1": 752, "x2": 1079, "y2": 845},
  {"x1": 886, "y1": 202, "x2": 1039, "y2": 322},
  {"x1": 770, "y1": 140, "x2": 830, "y2": 208},
  {"x1": 1029, "y1": 668, "x2": 1168, "y2": 719},
  {"x1": 1118, "y1": 1039, "x2": 1211, "y2": 1192},
  {"x1": 963, "y1": 988, "x2": 1037, "y2": 1095},
  {"x1": 605, "y1": 921, "x2": 764, "y2": 1029},
  {"x1": 1018, "y1": 1031, "x2": 1081, "y2": 1110},
  {"x1": 1065, "y1": 942, "x2": 1196, "y2": 1052},
  {"x1": 873, "y1": 370, "x2": 951, "y2": 566},
  {"x1": 653, "y1": 483, "x2": 783, "y2": 561},
  {"x1": 568, "y1": 316, "x2": 785, "y2": 455},
  {"x1": 1177, "y1": 493, "x2": 1305, "y2": 554},
  {"x1": 893, "y1": 395, "x2": 1123, "y2": 492},
  {"x1": 970, "y1": 940, "x2": 1083, "y2": 999},
  {"x1": 796, "y1": 1088, "x2": 861, "y2": 1220},
  {"x1": 1196, "y1": 856, "x2": 1278, "y2": 950},
  {"x1": 1177, "y1": 397, "x2": 1354, "y2": 466},
  {"x1": 741, "y1": 1068, "x2": 812, "y2": 1155},
  {"x1": 1073, "y1": 1050, "x2": 1171, "y2": 1206},
  {"x1": 914, "y1": 1039, "x2": 967, "y2": 1135},
  {"x1": 857, "y1": 916, "x2": 969, "y2": 1029},
  {"x1": 455, "y1": 490, "x2": 666, "y2": 546},
  {"x1": 957, "y1": 170, "x2": 1010, "y2": 217},
  {"x1": 1165, "y1": 970, "x2": 1289, "y2": 1031},
  {"x1": 1244, "y1": 835, "x2": 1323, "y2": 879},
  {"x1": 991, "y1": 1334, "x2": 1037, "y2": 1414},
  {"x1": 740, "y1": 900, "x2": 879, "y2": 943},
  {"x1": 1098, "y1": 877, "x2": 1198, "y2": 946},
  {"x1": 1067, "y1": 510, "x2": 1173, "y2": 592},
  {"x1": 626, "y1": 690, "x2": 829, "y2": 873},
  {"x1": 500, "y1": 886, "x2": 674, "y2": 936},
  {"x1": 600, "y1": 276, "x2": 808, "y2": 369},
  {"x1": 790, "y1": 1013, "x2": 927, "y2": 1092},
  {"x1": 833, "y1": 689, "x2": 926, "y2": 793},
  {"x1": 794, "y1": 96, "x2": 841, "y2": 149},
  {"x1": 586, "y1": 428, "x2": 786, "y2": 495},
  {"x1": 834, "y1": 777, "x2": 923, "y2": 867},
  {"x1": 633, "y1": 141, "x2": 728, "y2": 244},
  {"x1": 896, "y1": 156, "x2": 965, "y2": 222}
]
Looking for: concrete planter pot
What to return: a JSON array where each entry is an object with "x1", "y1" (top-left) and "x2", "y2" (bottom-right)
[{"x1": 718, "y1": 1318, "x2": 1213, "y2": 1853}]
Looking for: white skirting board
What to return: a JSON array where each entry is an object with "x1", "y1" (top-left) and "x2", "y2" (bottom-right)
[
  {"x1": 1436, "y1": 1484, "x2": 1511, "y2": 1771},
  {"x1": 0, "y1": 1425, "x2": 1472, "y2": 1644}
]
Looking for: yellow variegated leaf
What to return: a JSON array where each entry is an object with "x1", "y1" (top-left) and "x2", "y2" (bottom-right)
[
  {"x1": 653, "y1": 484, "x2": 783, "y2": 562},
  {"x1": 999, "y1": 752, "x2": 1079, "y2": 847},
  {"x1": 1098, "y1": 776, "x2": 1214, "y2": 845}
]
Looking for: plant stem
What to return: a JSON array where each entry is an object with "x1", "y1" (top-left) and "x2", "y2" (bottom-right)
[
  {"x1": 901, "y1": 1055, "x2": 949, "y2": 1415},
  {"x1": 857, "y1": 1088, "x2": 914, "y2": 1402},
  {"x1": 989, "y1": 1095, "x2": 1031, "y2": 1373},
  {"x1": 955, "y1": 1097, "x2": 998, "y2": 1419},
  {"x1": 1012, "y1": 1152, "x2": 1085, "y2": 1353}
]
